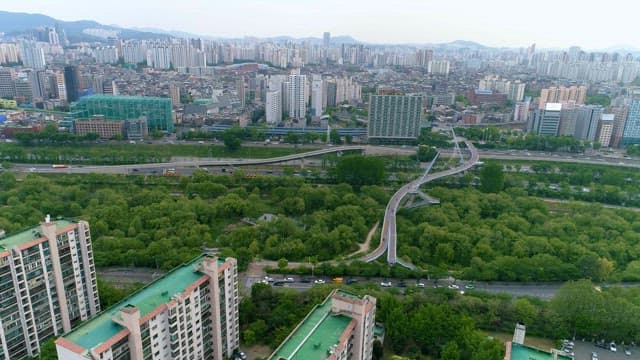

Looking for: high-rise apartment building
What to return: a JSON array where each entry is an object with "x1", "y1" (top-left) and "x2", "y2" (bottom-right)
[
  {"x1": 622, "y1": 100, "x2": 640, "y2": 146},
  {"x1": 508, "y1": 82, "x2": 526, "y2": 102},
  {"x1": 266, "y1": 90, "x2": 282, "y2": 124},
  {"x1": 19, "y1": 42, "x2": 46, "y2": 69},
  {"x1": 538, "y1": 85, "x2": 587, "y2": 109},
  {"x1": 415, "y1": 49, "x2": 433, "y2": 67},
  {"x1": 269, "y1": 290, "x2": 376, "y2": 360},
  {"x1": 428, "y1": 60, "x2": 450, "y2": 75},
  {"x1": 93, "y1": 46, "x2": 119, "y2": 64},
  {"x1": 574, "y1": 105, "x2": 604, "y2": 141},
  {"x1": 169, "y1": 85, "x2": 180, "y2": 107},
  {"x1": 56, "y1": 255, "x2": 239, "y2": 360},
  {"x1": 0, "y1": 44, "x2": 20, "y2": 64},
  {"x1": 334, "y1": 77, "x2": 361, "y2": 104},
  {"x1": 558, "y1": 105, "x2": 578, "y2": 137},
  {"x1": 0, "y1": 217, "x2": 100, "y2": 359},
  {"x1": 326, "y1": 81, "x2": 337, "y2": 107},
  {"x1": 610, "y1": 105, "x2": 629, "y2": 148},
  {"x1": 28, "y1": 70, "x2": 49, "y2": 99},
  {"x1": 530, "y1": 103, "x2": 562, "y2": 136},
  {"x1": 0, "y1": 68, "x2": 16, "y2": 98},
  {"x1": 597, "y1": 114, "x2": 615, "y2": 147},
  {"x1": 14, "y1": 78, "x2": 33, "y2": 101},
  {"x1": 64, "y1": 66, "x2": 81, "y2": 103},
  {"x1": 54, "y1": 71, "x2": 67, "y2": 101},
  {"x1": 323, "y1": 32, "x2": 331, "y2": 47},
  {"x1": 287, "y1": 73, "x2": 307, "y2": 120},
  {"x1": 147, "y1": 46, "x2": 171, "y2": 70},
  {"x1": 513, "y1": 101, "x2": 530, "y2": 122},
  {"x1": 311, "y1": 75, "x2": 323, "y2": 117},
  {"x1": 368, "y1": 94, "x2": 422, "y2": 140}
]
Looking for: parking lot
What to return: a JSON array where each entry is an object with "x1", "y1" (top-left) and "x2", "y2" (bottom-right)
[{"x1": 572, "y1": 340, "x2": 635, "y2": 360}]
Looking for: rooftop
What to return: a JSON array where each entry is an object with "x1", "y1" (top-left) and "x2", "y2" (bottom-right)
[
  {"x1": 508, "y1": 343, "x2": 572, "y2": 360},
  {"x1": 545, "y1": 103, "x2": 563, "y2": 111},
  {"x1": 270, "y1": 291, "x2": 363, "y2": 360},
  {"x1": 76, "y1": 95, "x2": 172, "y2": 102},
  {"x1": 64, "y1": 255, "x2": 223, "y2": 351},
  {"x1": 0, "y1": 219, "x2": 74, "y2": 251}
]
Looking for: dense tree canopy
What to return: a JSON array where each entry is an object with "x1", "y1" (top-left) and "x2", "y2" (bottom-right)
[
  {"x1": 335, "y1": 155, "x2": 386, "y2": 188},
  {"x1": 0, "y1": 172, "x2": 388, "y2": 271},
  {"x1": 397, "y1": 187, "x2": 640, "y2": 282}
]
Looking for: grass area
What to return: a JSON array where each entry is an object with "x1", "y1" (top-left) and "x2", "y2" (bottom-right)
[{"x1": 483, "y1": 331, "x2": 556, "y2": 351}]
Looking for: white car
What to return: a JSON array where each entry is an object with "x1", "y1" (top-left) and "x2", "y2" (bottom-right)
[
  {"x1": 313, "y1": 279, "x2": 325, "y2": 285},
  {"x1": 263, "y1": 276, "x2": 274, "y2": 282},
  {"x1": 448, "y1": 284, "x2": 460, "y2": 290},
  {"x1": 610, "y1": 342, "x2": 617, "y2": 352},
  {"x1": 284, "y1": 277, "x2": 294, "y2": 282},
  {"x1": 624, "y1": 348, "x2": 631, "y2": 356},
  {"x1": 417, "y1": 282, "x2": 425, "y2": 288},
  {"x1": 380, "y1": 281, "x2": 392, "y2": 287}
]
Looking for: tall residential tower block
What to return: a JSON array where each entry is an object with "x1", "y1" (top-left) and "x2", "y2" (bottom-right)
[
  {"x1": 56, "y1": 255, "x2": 239, "y2": 360},
  {"x1": 269, "y1": 290, "x2": 377, "y2": 360},
  {"x1": 0, "y1": 218, "x2": 100, "y2": 359}
]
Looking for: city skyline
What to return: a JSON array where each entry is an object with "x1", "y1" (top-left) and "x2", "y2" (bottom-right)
[{"x1": 2, "y1": 0, "x2": 639, "y2": 51}]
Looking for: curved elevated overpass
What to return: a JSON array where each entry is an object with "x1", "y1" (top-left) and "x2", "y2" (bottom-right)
[
  {"x1": 57, "y1": 145, "x2": 367, "y2": 173},
  {"x1": 363, "y1": 141, "x2": 479, "y2": 269}
]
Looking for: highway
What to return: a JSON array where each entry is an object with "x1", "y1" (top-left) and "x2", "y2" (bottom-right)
[
  {"x1": 441, "y1": 149, "x2": 640, "y2": 168},
  {"x1": 97, "y1": 266, "x2": 640, "y2": 301},
  {"x1": 12, "y1": 145, "x2": 367, "y2": 174},
  {"x1": 363, "y1": 141, "x2": 480, "y2": 268}
]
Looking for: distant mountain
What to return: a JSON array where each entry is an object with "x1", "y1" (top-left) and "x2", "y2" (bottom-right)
[
  {"x1": 266, "y1": 35, "x2": 361, "y2": 45},
  {"x1": 0, "y1": 11, "x2": 505, "y2": 49},
  {"x1": 0, "y1": 12, "x2": 362, "y2": 45},
  {"x1": 434, "y1": 40, "x2": 494, "y2": 50},
  {"x1": 132, "y1": 28, "x2": 362, "y2": 44},
  {"x1": 0, "y1": 11, "x2": 168, "y2": 42}
]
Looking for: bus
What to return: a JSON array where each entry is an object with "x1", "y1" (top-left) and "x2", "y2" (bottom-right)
[{"x1": 52, "y1": 164, "x2": 68, "y2": 168}]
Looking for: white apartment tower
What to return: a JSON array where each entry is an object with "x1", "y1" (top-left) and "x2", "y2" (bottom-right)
[
  {"x1": 428, "y1": 60, "x2": 450, "y2": 75},
  {"x1": 0, "y1": 218, "x2": 100, "y2": 359},
  {"x1": 311, "y1": 75, "x2": 324, "y2": 117},
  {"x1": 19, "y1": 42, "x2": 46, "y2": 69},
  {"x1": 266, "y1": 90, "x2": 282, "y2": 124},
  {"x1": 598, "y1": 114, "x2": 615, "y2": 147},
  {"x1": 56, "y1": 255, "x2": 240, "y2": 360},
  {"x1": 288, "y1": 72, "x2": 307, "y2": 120}
]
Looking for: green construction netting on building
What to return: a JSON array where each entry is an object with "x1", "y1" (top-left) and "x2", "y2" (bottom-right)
[{"x1": 70, "y1": 95, "x2": 173, "y2": 132}]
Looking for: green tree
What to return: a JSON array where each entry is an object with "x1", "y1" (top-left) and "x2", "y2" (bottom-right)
[
  {"x1": 35, "y1": 338, "x2": 58, "y2": 360},
  {"x1": 372, "y1": 340, "x2": 384, "y2": 360},
  {"x1": 441, "y1": 341, "x2": 461, "y2": 360},
  {"x1": 335, "y1": 155, "x2": 385, "y2": 188},
  {"x1": 223, "y1": 130, "x2": 242, "y2": 151},
  {"x1": 150, "y1": 130, "x2": 164, "y2": 139},
  {"x1": 479, "y1": 161, "x2": 504, "y2": 193},
  {"x1": 277, "y1": 258, "x2": 289, "y2": 270},
  {"x1": 330, "y1": 129, "x2": 342, "y2": 144},
  {"x1": 551, "y1": 280, "x2": 602, "y2": 338},
  {"x1": 417, "y1": 145, "x2": 438, "y2": 162}
]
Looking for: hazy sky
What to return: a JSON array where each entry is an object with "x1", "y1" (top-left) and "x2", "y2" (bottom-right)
[{"x1": 3, "y1": 0, "x2": 637, "y2": 50}]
